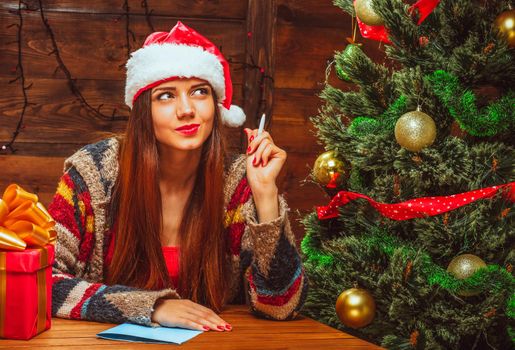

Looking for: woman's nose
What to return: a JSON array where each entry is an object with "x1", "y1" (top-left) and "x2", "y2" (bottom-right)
[{"x1": 176, "y1": 93, "x2": 195, "y2": 119}]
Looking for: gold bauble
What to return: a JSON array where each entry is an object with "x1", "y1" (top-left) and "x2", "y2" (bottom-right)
[
  {"x1": 313, "y1": 151, "x2": 350, "y2": 187},
  {"x1": 447, "y1": 254, "x2": 487, "y2": 297},
  {"x1": 354, "y1": 0, "x2": 384, "y2": 26},
  {"x1": 494, "y1": 9, "x2": 515, "y2": 48},
  {"x1": 394, "y1": 110, "x2": 437, "y2": 152},
  {"x1": 335, "y1": 288, "x2": 376, "y2": 329}
]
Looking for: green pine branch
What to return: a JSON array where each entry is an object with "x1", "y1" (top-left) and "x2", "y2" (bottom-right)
[{"x1": 427, "y1": 70, "x2": 515, "y2": 136}]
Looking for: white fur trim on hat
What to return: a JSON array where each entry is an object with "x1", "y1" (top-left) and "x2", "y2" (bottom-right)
[
  {"x1": 125, "y1": 43, "x2": 226, "y2": 108},
  {"x1": 219, "y1": 104, "x2": 246, "y2": 127}
]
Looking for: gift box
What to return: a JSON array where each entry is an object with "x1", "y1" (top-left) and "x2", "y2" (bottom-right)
[
  {"x1": 0, "y1": 245, "x2": 55, "y2": 340},
  {"x1": 0, "y1": 184, "x2": 56, "y2": 340}
]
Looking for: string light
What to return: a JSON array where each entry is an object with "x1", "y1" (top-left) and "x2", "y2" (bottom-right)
[
  {"x1": 141, "y1": 0, "x2": 155, "y2": 32},
  {"x1": 37, "y1": 0, "x2": 127, "y2": 121},
  {"x1": 227, "y1": 51, "x2": 275, "y2": 128},
  {"x1": 2, "y1": 0, "x2": 34, "y2": 154},
  {"x1": 122, "y1": 0, "x2": 135, "y2": 62}
]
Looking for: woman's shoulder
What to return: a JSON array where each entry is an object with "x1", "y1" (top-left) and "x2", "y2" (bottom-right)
[
  {"x1": 63, "y1": 137, "x2": 120, "y2": 199},
  {"x1": 65, "y1": 137, "x2": 119, "y2": 171}
]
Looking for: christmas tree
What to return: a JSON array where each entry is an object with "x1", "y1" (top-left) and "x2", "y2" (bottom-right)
[{"x1": 301, "y1": 0, "x2": 514, "y2": 349}]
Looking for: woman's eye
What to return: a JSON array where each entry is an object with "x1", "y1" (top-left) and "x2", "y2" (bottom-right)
[
  {"x1": 158, "y1": 92, "x2": 173, "y2": 100},
  {"x1": 193, "y1": 88, "x2": 209, "y2": 96}
]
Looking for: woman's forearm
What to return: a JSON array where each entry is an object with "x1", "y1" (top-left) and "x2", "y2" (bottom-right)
[{"x1": 252, "y1": 185, "x2": 279, "y2": 223}]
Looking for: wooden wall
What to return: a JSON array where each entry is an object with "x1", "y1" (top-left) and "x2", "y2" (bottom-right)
[{"x1": 0, "y1": 0, "x2": 384, "y2": 239}]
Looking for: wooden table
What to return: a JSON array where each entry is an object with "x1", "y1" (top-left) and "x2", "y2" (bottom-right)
[{"x1": 0, "y1": 305, "x2": 382, "y2": 349}]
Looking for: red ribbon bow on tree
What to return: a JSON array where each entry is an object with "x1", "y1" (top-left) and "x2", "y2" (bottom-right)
[{"x1": 356, "y1": 0, "x2": 441, "y2": 43}]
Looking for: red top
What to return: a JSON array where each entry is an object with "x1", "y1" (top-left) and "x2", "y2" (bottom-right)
[
  {"x1": 161, "y1": 246, "x2": 180, "y2": 287},
  {"x1": 105, "y1": 228, "x2": 180, "y2": 288}
]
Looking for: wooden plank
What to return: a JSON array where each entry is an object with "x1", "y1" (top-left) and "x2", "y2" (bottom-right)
[
  {"x1": 277, "y1": 151, "x2": 327, "y2": 209},
  {"x1": 274, "y1": 22, "x2": 389, "y2": 89},
  {"x1": 0, "y1": 78, "x2": 243, "y2": 146},
  {"x1": 1, "y1": 0, "x2": 247, "y2": 18},
  {"x1": 0, "y1": 142, "x2": 90, "y2": 157},
  {"x1": 280, "y1": 155, "x2": 328, "y2": 241},
  {"x1": 276, "y1": 0, "x2": 350, "y2": 28},
  {"x1": 242, "y1": 0, "x2": 276, "y2": 131},
  {"x1": 0, "y1": 9, "x2": 246, "y2": 81},
  {"x1": 267, "y1": 118, "x2": 322, "y2": 154},
  {"x1": 0, "y1": 155, "x2": 64, "y2": 206},
  {"x1": 272, "y1": 87, "x2": 322, "y2": 124},
  {"x1": 0, "y1": 77, "x2": 128, "y2": 145}
]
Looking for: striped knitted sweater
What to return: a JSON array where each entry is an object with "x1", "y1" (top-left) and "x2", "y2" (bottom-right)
[{"x1": 48, "y1": 138, "x2": 307, "y2": 325}]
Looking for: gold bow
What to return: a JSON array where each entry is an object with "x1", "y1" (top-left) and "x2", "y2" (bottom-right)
[{"x1": 0, "y1": 184, "x2": 56, "y2": 251}]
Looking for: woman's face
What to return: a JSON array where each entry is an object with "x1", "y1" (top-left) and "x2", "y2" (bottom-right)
[{"x1": 151, "y1": 78, "x2": 215, "y2": 151}]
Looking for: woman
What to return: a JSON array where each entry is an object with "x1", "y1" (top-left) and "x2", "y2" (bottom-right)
[{"x1": 49, "y1": 21, "x2": 307, "y2": 332}]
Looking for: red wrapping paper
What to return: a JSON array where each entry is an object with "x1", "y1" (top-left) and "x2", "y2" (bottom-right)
[{"x1": 0, "y1": 244, "x2": 55, "y2": 340}]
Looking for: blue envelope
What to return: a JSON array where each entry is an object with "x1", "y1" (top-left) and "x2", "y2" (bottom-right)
[{"x1": 97, "y1": 323, "x2": 203, "y2": 344}]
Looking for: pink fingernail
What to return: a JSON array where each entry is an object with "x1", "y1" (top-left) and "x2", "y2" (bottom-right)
[
  {"x1": 225, "y1": 324, "x2": 232, "y2": 330},
  {"x1": 249, "y1": 135, "x2": 254, "y2": 142},
  {"x1": 247, "y1": 146, "x2": 251, "y2": 154},
  {"x1": 203, "y1": 326, "x2": 210, "y2": 331},
  {"x1": 217, "y1": 325, "x2": 224, "y2": 331},
  {"x1": 253, "y1": 156, "x2": 257, "y2": 165}
]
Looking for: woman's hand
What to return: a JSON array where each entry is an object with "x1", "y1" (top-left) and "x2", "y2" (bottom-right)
[
  {"x1": 151, "y1": 299, "x2": 231, "y2": 332},
  {"x1": 244, "y1": 128, "x2": 287, "y2": 223},
  {"x1": 244, "y1": 128, "x2": 287, "y2": 191}
]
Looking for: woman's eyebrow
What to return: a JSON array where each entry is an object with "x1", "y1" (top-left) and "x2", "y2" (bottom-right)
[
  {"x1": 153, "y1": 83, "x2": 210, "y2": 93},
  {"x1": 190, "y1": 83, "x2": 210, "y2": 89},
  {"x1": 152, "y1": 86, "x2": 176, "y2": 93}
]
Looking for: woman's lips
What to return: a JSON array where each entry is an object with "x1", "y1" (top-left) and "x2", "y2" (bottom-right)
[{"x1": 175, "y1": 124, "x2": 200, "y2": 135}]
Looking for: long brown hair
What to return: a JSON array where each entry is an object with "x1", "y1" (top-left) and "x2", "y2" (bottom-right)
[{"x1": 107, "y1": 88, "x2": 231, "y2": 312}]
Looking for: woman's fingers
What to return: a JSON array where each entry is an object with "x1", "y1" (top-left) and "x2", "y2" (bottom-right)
[
  {"x1": 180, "y1": 314, "x2": 224, "y2": 332},
  {"x1": 186, "y1": 300, "x2": 228, "y2": 325},
  {"x1": 175, "y1": 317, "x2": 209, "y2": 331},
  {"x1": 251, "y1": 139, "x2": 272, "y2": 166},
  {"x1": 245, "y1": 129, "x2": 274, "y2": 156},
  {"x1": 189, "y1": 314, "x2": 221, "y2": 332},
  {"x1": 261, "y1": 143, "x2": 274, "y2": 166},
  {"x1": 185, "y1": 301, "x2": 230, "y2": 331}
]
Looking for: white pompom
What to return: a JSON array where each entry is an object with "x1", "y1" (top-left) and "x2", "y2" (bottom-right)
[{"x1": 220, "y1": 104, "x2": 246, "y2": 127}]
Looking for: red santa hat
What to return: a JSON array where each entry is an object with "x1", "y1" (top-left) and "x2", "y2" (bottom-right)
[{"x1": 125, "y1": 21, "x2": 246, "y2": 127}]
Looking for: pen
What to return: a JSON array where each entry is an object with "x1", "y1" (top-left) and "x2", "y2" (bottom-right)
[{"x1": 257, "y1": 113, "x2": 266, "y2": 136}]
